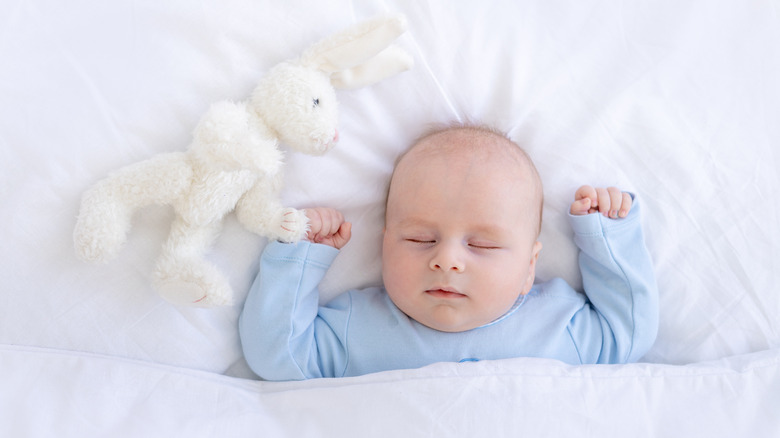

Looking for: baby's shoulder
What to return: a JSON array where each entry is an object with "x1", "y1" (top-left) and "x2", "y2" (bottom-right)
[
  {"x1": 324, "y1": 286, "x2": 396, "y2": 312},
  {"x1": 526, "y1": 278, "x2": 586, "y2": 304}
]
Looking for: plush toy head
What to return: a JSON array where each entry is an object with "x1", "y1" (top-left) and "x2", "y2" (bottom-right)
[
  {"x1": 251, "y1": 63, "x2": 340, "y2": 156},
  {"x1": 250, "y1": 15, "x2": 413, "y2": 156}
]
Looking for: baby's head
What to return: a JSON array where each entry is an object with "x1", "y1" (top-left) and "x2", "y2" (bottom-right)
[{"x1": 382, "y1": 124, "x2": 544, "y2": 332}]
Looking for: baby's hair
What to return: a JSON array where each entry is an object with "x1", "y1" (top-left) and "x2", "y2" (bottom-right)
[
  {"x1": 416, "y1": 120, "x2": 508, "y2": 143},
  {"x1": 393, "y1": 121, "x2": 508, "y2": 166},
  {"x1": 389, "y1": 121, "x2": 545, "y2": 238}
]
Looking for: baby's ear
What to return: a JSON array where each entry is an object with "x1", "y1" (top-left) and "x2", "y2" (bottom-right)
[
  {"x1": 520, "y1": 242, "x2": 543, "y2": 295},
  {"x1": 532, "y1": 241, "x2": 542, "y2": 258}
]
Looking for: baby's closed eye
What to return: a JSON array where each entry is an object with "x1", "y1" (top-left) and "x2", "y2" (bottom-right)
[
  {"x1": 406, "y1": 238, "x2": 436, "y2": 245},
  {"x1": 468, "y1": 242, "x2": 501, "y2": 250}
]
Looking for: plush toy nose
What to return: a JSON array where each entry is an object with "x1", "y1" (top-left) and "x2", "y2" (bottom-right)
[{"x1": 332, "y1": 129, "x2": 339, "y2": 144}]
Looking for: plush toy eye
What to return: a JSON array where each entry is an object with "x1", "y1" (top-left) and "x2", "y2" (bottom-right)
[{"x1": 312, "y1": 98, "x2": 320, "y2": 107}]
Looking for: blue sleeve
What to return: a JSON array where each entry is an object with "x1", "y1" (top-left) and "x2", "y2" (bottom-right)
[
  {"x1": 566, "y1": 195, "x2": 659, "y2": 363},
  {"x1": 238, "y1": 241, "x2": 350, "y2": 381}
]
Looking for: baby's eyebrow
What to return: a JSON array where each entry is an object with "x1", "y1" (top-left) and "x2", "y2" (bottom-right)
[
  {"x1": 468, "y1": 224, "x2": 509, "y2": 240},
  {"x1": 395, "y1": 217, "x2": 436, "y2": 229},
  {"x1": 395, "y1": 218, "x2": 510, "y2": 239}
]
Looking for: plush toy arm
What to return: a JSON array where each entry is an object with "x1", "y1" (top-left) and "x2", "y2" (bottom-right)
[
  {"x1": 300, "y1": 15, "x2": 412, "y2": 85},
  {"x1": 236, "y1": 179, "x2": 309, "y2": 243}
]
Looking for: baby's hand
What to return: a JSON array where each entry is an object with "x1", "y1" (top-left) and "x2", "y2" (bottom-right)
[
  {"x1": 304, "y1": 207, "x2": 352, "y2": 249},
  {"x1": 570, "y1": 185, "x2": 632, "y2": 218}
]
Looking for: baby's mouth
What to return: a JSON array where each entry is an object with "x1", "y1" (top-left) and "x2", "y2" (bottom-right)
[{"x1": 425, "y1": 287, "x2": 466, "y2": 299}]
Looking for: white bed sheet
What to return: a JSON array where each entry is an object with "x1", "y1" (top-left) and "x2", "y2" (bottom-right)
[
  {"x1": 3, "y1": 344, "x2": 779, "y2": 437},
  {"x1": 2, "y1": 0, "x2": 779, "y2": 436}
]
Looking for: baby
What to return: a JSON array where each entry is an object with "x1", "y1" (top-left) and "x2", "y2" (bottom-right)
[{"x1": 239, "y1": 124, "x2": 658, "y2": 381}]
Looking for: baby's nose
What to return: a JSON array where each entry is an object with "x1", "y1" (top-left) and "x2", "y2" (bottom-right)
[{"x1": 429, "y1": 244, "x2": 465, "y2": 272}]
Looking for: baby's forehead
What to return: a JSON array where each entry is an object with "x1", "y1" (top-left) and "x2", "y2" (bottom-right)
[
  {"x1": 390, "y1": 126, "x2": 544, "y2": 236},
  {"x1": 403, "y1": 128, "x2": 530, "y2": 170}
]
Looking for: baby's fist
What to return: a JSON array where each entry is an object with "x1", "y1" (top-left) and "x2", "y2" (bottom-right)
[
  {"x1": 304, "y1": 207, "x2": 352, "y2": 249},
  {"x1": 570, "y1": 185, "x2": 632, "y2": 218}
]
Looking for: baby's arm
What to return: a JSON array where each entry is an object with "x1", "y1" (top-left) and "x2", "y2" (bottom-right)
[
  {"x1": 567, "y1": 188, "x2": 659, "y2": 363},
  {"x1": 239, "y1": 239, "x2": 350, "y2": 380},
  {"x1": 239, "y1": 208, "x2": 351, "y2": 380},
  {"x1": 304, "y1": 207, "x2": 352, "y2": 249}
]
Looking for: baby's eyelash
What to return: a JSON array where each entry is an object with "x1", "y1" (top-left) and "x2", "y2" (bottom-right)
[
  {"x1": 404, "y1": 239, "x2": 499, "y2": 250},
  {"x1": 406, "y1": 238, "x2": 435, "y2": 244},
  {"x1": 468, "y1": 243, "x2": 500, "y2": 250}
]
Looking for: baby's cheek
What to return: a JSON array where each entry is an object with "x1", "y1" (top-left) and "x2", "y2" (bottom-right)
[
  {"x1": 483, "y1": 272, "x2": 524, "y2": 308},
  {"x1": 383, "y1": 268, "x2": 407, "y2": 296},
  {"x1": 382, "y1": 243, "x2": 410, "y2": 278},
  {"x1": 381, "y1": 259, "x2": 403, "y2": 294},
  {"x1": 384, "y1": 279, "x2": 414, "y2": 320}
]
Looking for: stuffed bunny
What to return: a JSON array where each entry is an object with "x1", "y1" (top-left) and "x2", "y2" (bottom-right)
[{"x1": 73, "y1": 16, "x2": 413, "y2": 307}]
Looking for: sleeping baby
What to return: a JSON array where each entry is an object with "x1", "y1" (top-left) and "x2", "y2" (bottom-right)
[{"x1": 239, "y1": 123, "x2": 659, "y2": 381}]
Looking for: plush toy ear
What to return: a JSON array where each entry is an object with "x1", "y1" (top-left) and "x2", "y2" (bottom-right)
[
  {"x1": 330, "y1": 45, "x2": 413, "y2": 89},
  {"x1": 300, "y1": 15, "x2": 413, "y2": 87}
]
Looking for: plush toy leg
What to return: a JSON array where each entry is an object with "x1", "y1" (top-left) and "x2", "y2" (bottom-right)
[
  {"x1": 73, "y1": 190, "x2": 134, "y2": 263},
  {"x1": 152, "y1": 217, "x2": 232, "y2": 307},
  {"x1": 74, "y1": 152, "x2": 191, "y2": 263}
]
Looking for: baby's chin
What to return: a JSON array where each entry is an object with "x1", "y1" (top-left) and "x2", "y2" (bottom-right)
[
  {"x1": 421, "y1": 319, "x2": 485, "y2": 333},
  {"x1": 408, "y1": 309, "x2": 490, "y2": 333},
  {"x1": 384, "y1": 288, "x2": 504, "y2": 332}
]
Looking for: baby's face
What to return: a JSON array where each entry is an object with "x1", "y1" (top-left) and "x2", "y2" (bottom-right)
[{"x1": 382, "y1": 133, "x2": 542, "y2": 332}]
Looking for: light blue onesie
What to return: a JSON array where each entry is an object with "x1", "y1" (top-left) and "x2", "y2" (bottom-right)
[{"x1": 240, "y1": 197, "x2": 658, "y2": 381}]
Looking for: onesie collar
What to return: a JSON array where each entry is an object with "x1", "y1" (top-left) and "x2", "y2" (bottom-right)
[{"x1": 477, "y1": 292, "x2": 528, "y2": 329}]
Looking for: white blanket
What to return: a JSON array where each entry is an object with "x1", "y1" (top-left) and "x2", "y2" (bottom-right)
[
  {"x1": 2, "y1": 344, "x2": 779, "y2": 437},
  {"x1": 2, "y1": 0, "x2": 779, "y2": 436}
]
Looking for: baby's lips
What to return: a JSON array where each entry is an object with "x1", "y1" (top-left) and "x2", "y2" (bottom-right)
[{"x1": 425, "y1": 286, "x2": 467, "y2": 298}]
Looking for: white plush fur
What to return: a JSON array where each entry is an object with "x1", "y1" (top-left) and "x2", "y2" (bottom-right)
[{"x1": 73, "y1": 16, "x2": 413, "y2": 307}]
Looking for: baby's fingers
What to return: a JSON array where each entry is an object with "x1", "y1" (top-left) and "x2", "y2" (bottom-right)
[
  {"x1": 320, "y1": 209, "x2": 344, "y2": 240},
  {"x1": 304, "y1": 208, "x2": 341, "y2": 241},
  {"x1": 317, "y1": 221, "x2": 352, "y2": 249},
  {"x1": 573, "y1": 185, "x2": 599, "y2": 214},
  {"x1": 575, "y1": 185, "x2": 598, "y2": 204},
  {"x1": 617, "y1": 192, "x2": 633, "y2": 218},
  {"x1": 596, "y1": 188, "x2": 632, "y2": 218},
  {"x1": 594, "y1": 187, "x2": 611, "y2": 216},
  {"x1": 573, "y1": 186, "x2": 632, "y2": 219},
  {"x1": 332, "y1": 222, "x2": 352, "y2": 249},
  {"x1": 600, "y1": 187, "x2": 622, "y2": 218},
  {"x1": 570, "y1": 198, "x2": 592, "y2": 216},
  {"x1": 303, "y1": 209, "x2": 322, "y2": 240},
  {"x1": 602, "y1": 187, "x2": 632, "y2": 218}
]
